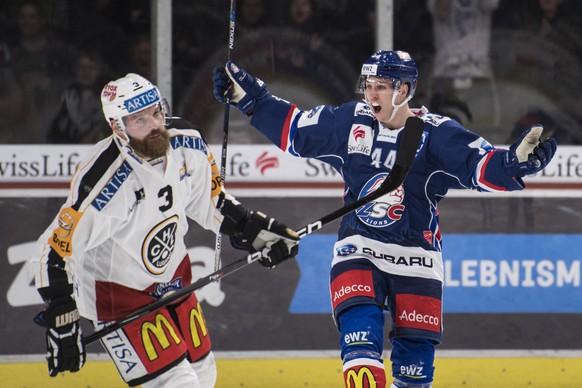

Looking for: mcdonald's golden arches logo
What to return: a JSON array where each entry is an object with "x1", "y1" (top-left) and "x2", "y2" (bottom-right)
[
  {"x1": 188, "y1": 301, "x2": 209, "y2": 348},
  {"x1": 141, "y1": 314, "x2": 182, "y2": 361},
  {"x1": 345, "y1": 366, "x2": 377, "y2": 388}
]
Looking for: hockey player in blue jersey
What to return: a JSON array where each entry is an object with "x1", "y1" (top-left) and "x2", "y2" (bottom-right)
[{"x1": 213, "y1": 51, "x2": 556, "y2": 388}]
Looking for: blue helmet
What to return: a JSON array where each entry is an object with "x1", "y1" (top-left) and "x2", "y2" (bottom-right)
[{"x1": 356, "y1": 50, "x2": 418, "y2": 99}]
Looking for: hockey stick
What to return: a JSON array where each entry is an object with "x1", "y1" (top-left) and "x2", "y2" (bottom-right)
[
  {"x1": 83, "y1": 116, "x2": 424, "y2": 345},
  {"x1": 215, "y1": 0, "x2": 237, "y2": 272}
]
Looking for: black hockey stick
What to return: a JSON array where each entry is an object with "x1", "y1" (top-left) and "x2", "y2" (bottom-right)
[
  {"x1": 83, "y1": 116, "x2": 424, "y2": 345},
  {"x1": 215, "y1": 0, "x2": 237, "y2": 272}
]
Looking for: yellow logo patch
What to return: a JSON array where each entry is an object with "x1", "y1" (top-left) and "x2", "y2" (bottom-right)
[{"x1": 49, "y1": 207, "x2": 82, "y2": 257}]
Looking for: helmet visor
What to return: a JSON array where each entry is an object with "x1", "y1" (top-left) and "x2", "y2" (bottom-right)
[{"x1": 355, "y1": 75, "x2": 403, "y2": 95}]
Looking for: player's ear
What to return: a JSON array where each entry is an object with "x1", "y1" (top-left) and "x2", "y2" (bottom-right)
[
  {"x1": 401, "y1": 84, "x2": 409, "y2": 97},
  {"x1": 397, "y1": 83, "x2": 409, "y2": 103}
]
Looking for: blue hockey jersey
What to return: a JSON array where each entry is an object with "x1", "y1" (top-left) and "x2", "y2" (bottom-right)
[{"x1": 250, "y1": 96, "x2": 523, "y2": 252}]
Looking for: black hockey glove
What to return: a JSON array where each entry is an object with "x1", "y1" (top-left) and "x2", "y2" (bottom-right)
[
  {"x1": 34, "y1": 296, "x2": 86, "y2": 377},
  {"x1": 232, "y1": 211, "x2": 299, "y2": 269},
  {"x1": 504, "y1": 125, "x2": 557, "y2": 177},
  {"x1": 213, "y1": 61, "x2": 268, "y2": 116}
]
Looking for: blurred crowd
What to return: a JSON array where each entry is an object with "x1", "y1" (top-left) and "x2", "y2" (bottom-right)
[{"x1": 0, "y1": 0, "x2": 580, "y2": 145}]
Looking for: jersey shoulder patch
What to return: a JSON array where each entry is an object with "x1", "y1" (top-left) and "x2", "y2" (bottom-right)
[
  {"x1": 348, "y1": 124, "x2": 373, "y2": 155},
  {"x1": 91, "y1": 160, "x2": 134, "y2": 211},
  {"x1": 297, "y1": 105, "x2": 324, "y2": 128},
  {"x1": 422, "y1": 113, "x2": 451, "y2": 127},
  {"x1": 72, "y1": 139, "x2": 123, "y2": 211},
  {"x1": 169, "y1": 129, "x2": 208, "y2": 154},
  {"x1": 354, "y1": 100, "x2": 375, "y2": 119}
]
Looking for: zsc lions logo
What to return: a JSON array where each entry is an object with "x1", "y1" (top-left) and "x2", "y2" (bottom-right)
[
  {"x1": 355, "y1": 173, "x2": 405, "y2": 228},
  {"x1": 142, "y1": 215, "x2": 178, "y2": 275}
]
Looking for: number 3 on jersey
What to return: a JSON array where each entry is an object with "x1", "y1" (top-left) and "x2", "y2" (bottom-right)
[{"x1": 158, "y1": 185, "x2": 173, "y2": 212}]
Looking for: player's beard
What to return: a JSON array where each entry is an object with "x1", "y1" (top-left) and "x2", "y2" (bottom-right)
[{"x1": 129, "y1": 128, "x2": 170, "y2": 159}]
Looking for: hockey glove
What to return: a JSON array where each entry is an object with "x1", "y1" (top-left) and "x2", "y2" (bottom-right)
[
  {"x1": 34, "y1": 296, "x2": 86, "y2": 377},
  {"x1": 504, "y1": 125, "x2": 557, "y2": 177},
  {"x1": 213, "y1": 61, "x2": 268, "y2": 116},
  {"x1": 232, "y1": 211, "x2": 299, "y2": 268}
]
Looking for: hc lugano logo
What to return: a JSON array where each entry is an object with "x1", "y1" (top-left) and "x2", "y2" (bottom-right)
[{"x1": 142, "y1": 215, "x2": 178, "y2": 275}]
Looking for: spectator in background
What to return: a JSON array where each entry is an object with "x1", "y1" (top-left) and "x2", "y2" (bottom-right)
[
  {"x1": 308, "y1": 0, "x2": 345, "y2": 34},
  {"x1": 124, "y1": 0, "x2": 150, "y2": 36},
  {"x1": 117, "y1": 34, "x2": 152, "y2": 80},
  {"x1": 7, "y1": 0, "x2": 76, "y2": 143},
  {"x1": 339, "y1": 0, "x2": 376, "y2": 72},
  {"x1": 47, "y1": 52, "x2": 110, "y2": 144},
  {"x1": 492, "y1": 0, "x2": 582, "y2": 147},
  {"x1": 278, "y1": 0, "x2": 325, "y2": 69},
  {"x1": 283, "y1": 0, "x2": 322, "y2": 36},
  {"x1": 130, "y1": 34, "x2": 152, "y2": 79},
  {"x1": 429, "y1": 92, "x2": 473, "y2": 125},
  {"x1": 394, "y1": 0, "x2": 435, "y2": 106},
  {"x1": 427, "y1": 0, "x2": 501, "y2": 140},
  {"x1": 522, "y1": 0, "x2": 582, "y2": 61},
  {"x1": 0, "y1": 4, "x2": 10, "y2": 38},
  {"x1": 67, "y1": 0, "x2": 130, "y2": 75},
  {"x1": 508, "y1": 109, "x2": 581, "y2": 147},
  {"x1": 172, "y1": 2, "x2": 225, "y2": 115},
  {"x1": 0, "y1": 41, "x2": 25, "y2": 143},
  {"x1": 428, "y1": 0, "x2": 499, "y2": 91},
  {"x1": 237, "y1": 0, "x2": 273, "y2": 36}
]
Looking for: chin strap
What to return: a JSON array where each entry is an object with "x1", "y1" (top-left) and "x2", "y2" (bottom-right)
[
  {"x1": 386, "y1": 92, "x2": 413, "y2": 124},
  {"x1": 366, "y1": 88, "x2": 412, "y2": 126},
  {"x1": 112, "y1": 130, "x2": 129, "y2": 144}
]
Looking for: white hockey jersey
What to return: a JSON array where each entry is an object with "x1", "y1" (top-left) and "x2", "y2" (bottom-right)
[{"x1": 34, "y1": 128, "x2": 224, "y2": 321}]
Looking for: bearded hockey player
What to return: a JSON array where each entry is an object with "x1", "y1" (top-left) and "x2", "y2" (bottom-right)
[
  {"x1": 33, "y1": 73, "x2": 298, "y2": 387},
  {"x1": 212, "y1": 51, "x2": 557, "y2": 387}
]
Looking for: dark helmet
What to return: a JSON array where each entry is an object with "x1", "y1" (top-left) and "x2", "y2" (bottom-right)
[{"x1": 356, "y1": 50, "x2": 418, "y2": 99}]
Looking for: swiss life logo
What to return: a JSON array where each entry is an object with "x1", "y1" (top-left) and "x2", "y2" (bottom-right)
[
  {"x1": 348, "y1": 125, "x2": 373, "y2": 155},
  {"x1": 255, "y1": 151, "x2": 279, "y2": 175}
]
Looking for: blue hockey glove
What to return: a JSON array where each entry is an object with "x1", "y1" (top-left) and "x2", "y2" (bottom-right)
[
  {"x1": 34, "y1": 297, "x2": 86, "y2": 377},
  {"x1": 213, "y1": 61, "x2": 268, "y2": 116},
  {"x1": 504, "y1": 125, "x2": 557, "y2": 177}
]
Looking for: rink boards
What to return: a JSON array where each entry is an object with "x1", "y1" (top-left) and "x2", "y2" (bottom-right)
[
  {"x1": 2, "y1": 144, "x2": 582, "y2": 386},
  {"x1": 2, "y1": 352, "x2": 582, "y2": 387}
]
